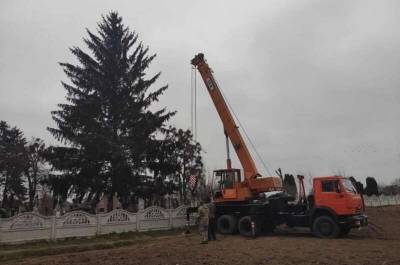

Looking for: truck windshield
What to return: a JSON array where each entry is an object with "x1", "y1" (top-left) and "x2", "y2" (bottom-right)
[{"x1": 343, "y1": 179, "x2": 357, "y2": 194}]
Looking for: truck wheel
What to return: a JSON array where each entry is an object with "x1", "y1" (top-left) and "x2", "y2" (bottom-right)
[
  {"x1": 312, "y1": 216, "x2": 340, "y2": 238},
  {"x1": 217, "y1": 215, "x2": 237, "y2": 234},
  {"x1": 238, "y1": 216, "x2": 262, "y2": 237},
  {"x1": 238, "y1": 216, "x2": 257, "y2": 237}
]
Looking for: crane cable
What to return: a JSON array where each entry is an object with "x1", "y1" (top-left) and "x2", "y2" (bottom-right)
[
  {"x1": 194, "y1": 66, "x2": 197, "y2": 141},
  {"x1": 190, "y1": 66, "x2": 194, "y2": 135},
  {"x1": 214, "y1": 78, "x2": 274, "y2": 176}
]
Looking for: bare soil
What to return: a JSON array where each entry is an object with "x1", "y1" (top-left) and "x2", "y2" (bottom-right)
[{"x1": 5, "y1": 206, "x2": 400, "y2": 265}]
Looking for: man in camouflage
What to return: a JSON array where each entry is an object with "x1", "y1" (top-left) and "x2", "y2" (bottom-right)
[
  {"x1": 207, "y1": 197, "x2": 217, "y2": 241},
  {"x1": 197, "y1": 199, "x2": 209, "y2": 244}
]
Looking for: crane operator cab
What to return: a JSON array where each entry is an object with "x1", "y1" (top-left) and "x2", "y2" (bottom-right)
[
  {"x1": 213, "y1": 169, "x2": 253, "y2": 202},
  {"x1": 213, "y1": 169, "x2": 240, "y2": 200}
]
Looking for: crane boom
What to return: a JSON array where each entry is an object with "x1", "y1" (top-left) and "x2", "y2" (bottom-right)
[{"x1": 191, "y1": 53, "x2": 259, "y2": 179}]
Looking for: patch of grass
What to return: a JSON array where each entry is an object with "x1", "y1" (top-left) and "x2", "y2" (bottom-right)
[{"x1": 0, "y1": 228, "x2": 190, "y2": 262}]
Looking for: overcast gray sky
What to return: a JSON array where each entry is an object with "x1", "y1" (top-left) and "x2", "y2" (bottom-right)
[{"x1": 1, "y1": 0, "x2": 399, "y2": 184}]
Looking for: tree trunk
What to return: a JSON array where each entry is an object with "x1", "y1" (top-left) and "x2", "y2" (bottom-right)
[
  {"x1": 2, "y1": 176, "x2": 9, "y2": 208},
  {"x1": 178, "y1": 173, "x2": 183, "y2": 203},
  {"x1": 107, "y1": 193, "x2": 114, "y2": 212},
  {"x1": 182, "y1": 165, "x2": 188, "y2": 203},
  {"x1": 26, "y1": 171, "x2": 34, "y2": 211}
]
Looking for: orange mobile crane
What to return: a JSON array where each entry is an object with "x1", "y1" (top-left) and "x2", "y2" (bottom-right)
[
  {"x1": 191, "y1": 53, "x2": 282, "y2": 202},
  {"x1": 191, "y1": 53, "x2": 368, "y2": 238}
]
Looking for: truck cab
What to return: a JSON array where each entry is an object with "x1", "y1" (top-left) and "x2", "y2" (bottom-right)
[{"x1": 309, "y1": 176, "x2": 368, "y2": 237}]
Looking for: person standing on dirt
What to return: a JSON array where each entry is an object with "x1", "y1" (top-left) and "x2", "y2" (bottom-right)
[
  {"x1": 197, "y1": 200, "x2": 209, "y2": 244},
  {"x1": 207, "y1": 197, "x2": 217, "y2": 241}
]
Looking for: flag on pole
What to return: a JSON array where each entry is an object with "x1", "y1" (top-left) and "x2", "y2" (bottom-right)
[{"x1": 187, "y1": 175, "x2": 198, "y2": 192}]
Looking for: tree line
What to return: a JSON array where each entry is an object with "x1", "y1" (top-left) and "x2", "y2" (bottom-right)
[{"x1": 1, "y1": 12, "x2": 203, "y2": 217}]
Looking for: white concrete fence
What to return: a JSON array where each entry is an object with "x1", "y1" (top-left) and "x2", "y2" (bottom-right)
[
  {"x1": 363, "y1": 194, "x2": 400, "y2": 207},
  {"x1": 1, "y1": 195, "x2": 399, "y2": 244},
  {"x1": 0, "y1": 205, "x2": 196, "y2": 244}
]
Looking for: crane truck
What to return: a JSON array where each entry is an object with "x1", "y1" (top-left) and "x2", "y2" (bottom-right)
[{"x1": 190, "y1": 53, "x2": 368, "y2": 238}]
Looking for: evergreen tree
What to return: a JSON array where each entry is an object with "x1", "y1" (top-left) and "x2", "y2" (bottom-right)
[
  {"x1": 47, "y1": 12, "x2": 175, "y2": 209},
  {"x1": 0, "y1": 121, "x2": 27, "y2": 210},
  {"x1": 364, "y1": 177, "x2": 379, "y2": 196}
]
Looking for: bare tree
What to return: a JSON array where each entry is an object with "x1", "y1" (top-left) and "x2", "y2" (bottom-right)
[{"x1": 24, "y1": 138, "x2": 48, "y2": 211}]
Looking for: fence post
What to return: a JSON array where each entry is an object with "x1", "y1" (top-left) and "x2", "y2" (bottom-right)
[
  {"x1": 0, "y1": 218, "x2": 2, "y2": 242},
  {"x1": 136, "y1": 210, "x2": 141, "y2": 232},
  {"x1": 50, "y1": 215, "x2": 56, "y2": 241},
  {"x1": 96, "y1": 214, "x2": 101, "y2": 235},
  {"x1": 168, "y1": 208, "x2": 172, "y2": 229}
]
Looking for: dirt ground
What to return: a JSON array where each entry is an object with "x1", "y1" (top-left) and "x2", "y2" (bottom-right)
[{"x1": 6, "y1": 206, "x2": 400, "y2": 265}]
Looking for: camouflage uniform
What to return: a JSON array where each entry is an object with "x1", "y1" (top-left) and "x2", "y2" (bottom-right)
[
  {"x1": 207, "y1": 201, "x2": 217, "y2": 240},
  {"x1": 197, "y1": 204, "x2": 209, "y2": 243}
]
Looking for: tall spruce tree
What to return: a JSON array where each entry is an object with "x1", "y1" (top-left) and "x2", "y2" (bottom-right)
[{"x1": 47, "y1": 12, "x2": 175, "y2": 209}]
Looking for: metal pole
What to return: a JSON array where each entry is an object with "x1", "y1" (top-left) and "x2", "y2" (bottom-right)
[{"x1": 225, "y1": 132, "x2": 232, "y2": 169}]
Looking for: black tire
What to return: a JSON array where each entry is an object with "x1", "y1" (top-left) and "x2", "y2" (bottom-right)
[
  {"x1": 312, "y1": 215, "x2": 340, "y2": 238},
  {"x1": 238, "y1": 216, "x2": 264, "y2": 237},
  {"x1": 339, "y1": 226, "x2": 351, "y2": 237},
  {"x1": 217, "y1": 214, "x2": 237, "y2": 234},
  {"x1": 238, "y1": 216, "x2": 254, "y2": 237}
]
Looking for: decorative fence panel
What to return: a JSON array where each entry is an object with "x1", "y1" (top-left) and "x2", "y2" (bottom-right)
[
  {"x1": 98, "y1": 209, "x2": 137, "y2": 235},
  {"x1": 0, "y1": 206, "x2": 195, "y2": 244},
  {"x1": 170, "y1": 205, "x2": 192, "y2": 228},
  {"x1": 0, "y1": 213, "x2": 53, "y2": 243},
  {"x1": 138, "y1": 206, "x2": 170, "y2": 231},
  {"x1": 55, "y1": 211, "x2": 98, "y2": 240}
]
